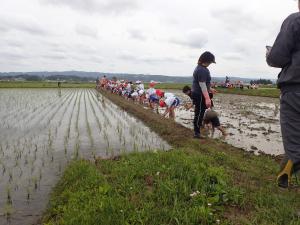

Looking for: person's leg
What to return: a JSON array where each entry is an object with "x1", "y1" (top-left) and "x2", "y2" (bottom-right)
[
  {"x1": 216, "y1": 126, "x2": 227, "y2": 136},
  {"x1": 278, "y1": 92, "x2": 300, "y2": 187},
  {"x1": 193, "y1": 94, "x2": 206, "y2": 138},
  {"x1": 167, "y1": 107, "x2": 174, "y2": 119},
  {"x1": 193, "y1": 98, "x2": 201, "y2": 137}
]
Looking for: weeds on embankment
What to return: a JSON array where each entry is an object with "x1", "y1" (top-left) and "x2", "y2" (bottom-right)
[{"x1": 43, "y1": 90, "x2": 300, "y2": 225}]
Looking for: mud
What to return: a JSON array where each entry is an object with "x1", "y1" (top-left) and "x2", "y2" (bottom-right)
[{"x1": 170, "y1": 91, "x2": 283, "y2": 156}]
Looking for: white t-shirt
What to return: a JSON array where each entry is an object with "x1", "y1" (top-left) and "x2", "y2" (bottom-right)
[
  {"x1": 137, "y1": 84, "x2": 144, "y2": 90},
  {"x1": 147, "y1": 88, "x2": 156, "y2": 96},
  {"x1": 164, "y1": 92, "x2": 175, "y2": 99},
  {"x1": 165, "y1": 95, "x2": 176, "y2": 107}
]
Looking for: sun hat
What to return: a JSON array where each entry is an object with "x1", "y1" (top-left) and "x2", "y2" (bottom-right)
[
  {"x1": 159, "y1": 100, "x2": 166, "y2": 107},
  {"x1": 149, "y1": 82, "x2": 156, "y2": 87},
  {"x1": 156, "y1": 89, "x2": 164, "y2": 97}
]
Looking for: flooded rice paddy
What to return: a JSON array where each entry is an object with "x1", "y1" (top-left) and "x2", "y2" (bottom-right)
[
  {"x1": 0, "y1": 88, "x2": 169, "y2": 225},
  {"x1": 173, "y1": 90, "x2": 283, "y2": 156}
]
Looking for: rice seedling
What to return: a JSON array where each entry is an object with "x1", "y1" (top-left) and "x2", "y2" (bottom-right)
[
  {"x1": 1, "y1": 163, "x2": 6, "y2": 176},
  {"x1": 3, "y1": 202, "x2": 13, "y2": 220},
  {"x1": 87, "y1": 90, "x2": 102, "y2": 133},
  {"x1": 58, "y1": 91, "x2": 76, "y2": 128},
  {"x1": 74, "y1": 141, "x2": 80, "y2": 159},
  {"x1": 8, "y1": 170, "x2": 13, "y2": 183},
  {"x1": 6, "y1": 186, "x2": 12, "y2": 205},
  {"x1": 84, "y1": 91, "x2": 94, "y2": 148},
  {"x1": 26, "y1": 187, "x2": 31, "y2": 201}
]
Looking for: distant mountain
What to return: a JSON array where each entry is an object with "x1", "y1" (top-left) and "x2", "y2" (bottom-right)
[{"x1": 0, "y1": 71, "x2": 276, "y2": 83}]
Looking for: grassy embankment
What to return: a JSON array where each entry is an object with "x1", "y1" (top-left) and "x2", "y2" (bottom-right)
[
  {"x1": 43, "y1": 90, "x2": 299, "y2": 225},
  {"x1": 0, "y1": 81, "x2": 95, "y2": 88}
]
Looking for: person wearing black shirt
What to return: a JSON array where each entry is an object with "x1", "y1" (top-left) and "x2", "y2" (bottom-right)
[{"x1": 185, "y1": 52, "x2": 216, "y2": 138}]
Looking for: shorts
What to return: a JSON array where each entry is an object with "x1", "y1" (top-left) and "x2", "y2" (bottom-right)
[
  {"x1": 211, "y1": 117, "x2": 220, "y2": 128},
  {"x1": 149, "y1": 95, "x2": 159, "y2": 103},
  {"x1": 171, "y1": 97, "x2": 180, "y2": 107}
]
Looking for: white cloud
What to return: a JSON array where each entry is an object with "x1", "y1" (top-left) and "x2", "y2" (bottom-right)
[
  {"x1": 170, "y1": 29, "x2": 208, "y2": 49},
  {"x1": 128, "y1": 29, "x2": 147, "y2": 41},
  {"x1": 0, "y1": 15, "x2": 48, "y2": 36},
  {"x1": 222, "y1": 52, "x2": 243, "y2": 61},
  {"x1": 40, "y1": 0, "x2": 139, "y2": 14},
  {"x1": 75, "y1": 24, "x2": 98, "y2": 38}
]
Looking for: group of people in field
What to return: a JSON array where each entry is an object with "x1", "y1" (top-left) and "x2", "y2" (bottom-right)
[
  {"x1": 96, "y1": 52, "x2": 226, "y2": 139},
  {"x1": 97, "y1": 77, "x2": 182, "y2": 120}
]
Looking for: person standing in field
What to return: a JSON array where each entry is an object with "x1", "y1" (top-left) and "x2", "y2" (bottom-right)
[
  {"x1": 191, "y1": 51, "x2": 216, "y2": 139},
  {"x1": 266, "y1": 0, "x2": 300, "y2": 188}
]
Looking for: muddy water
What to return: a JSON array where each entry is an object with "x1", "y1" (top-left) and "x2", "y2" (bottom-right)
[
  {"x1": 171, "y1": 90, "x2": 283, "y2": 156},
  {"x1": 0, "y1": 88, "x2": 169, "y2": 225}
]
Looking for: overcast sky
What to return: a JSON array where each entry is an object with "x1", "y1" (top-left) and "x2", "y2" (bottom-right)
[{"x1": 0, "y1": 0, "x2": 298, "y2": 78}]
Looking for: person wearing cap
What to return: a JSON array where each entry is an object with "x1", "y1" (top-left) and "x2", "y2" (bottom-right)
[
  {"x1": 159, "y1": 93, "x2": 180, "y2": 119},
  {"x1": 266, "y1": 0, "x2": 300, "y2": 188},
  {"x1": 191, "y1": 51, "x2": 216, "y2": 139}
]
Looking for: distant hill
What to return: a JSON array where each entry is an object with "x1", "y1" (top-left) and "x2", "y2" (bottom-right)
[{"x1": 0, "y1": 71, "x2": 276, "y2": 83}]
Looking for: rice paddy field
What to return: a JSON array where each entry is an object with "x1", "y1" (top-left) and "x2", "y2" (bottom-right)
[
  {"x1": 172, "y1": 90, "x2": 283, "y2": 156},
  {"x1": 0, "y1": 88, "x2": 169, "y2": 225}
]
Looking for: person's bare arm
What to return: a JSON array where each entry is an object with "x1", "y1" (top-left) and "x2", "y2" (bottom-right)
[
  {"x1": 199, "y1": 82, "x2": 211, "y2": 108},
  {"x1": 162, "y1": 107, "x2": 171, "y2": 117}
]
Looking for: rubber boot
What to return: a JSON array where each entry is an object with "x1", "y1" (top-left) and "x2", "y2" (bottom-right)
[{"x1": 277, "y1": 160, "x2": 293, "y2": 188}]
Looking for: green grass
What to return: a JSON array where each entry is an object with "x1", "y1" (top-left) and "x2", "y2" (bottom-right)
[
  {"x1": 43, "y1": 151, "x2": 242, "y2": 225},
  {"x1": 42, "y1": 90, "x2": 300, "y2": 225},
  {"x1": 0, "y1": 81, "x2": 95, "y2": 88},
  {"x1": 215, "y1": 87, "x2": 280, "y2": 98}
]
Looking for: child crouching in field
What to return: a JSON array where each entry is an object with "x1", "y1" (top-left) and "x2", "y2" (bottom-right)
[
  {"x1": 158, "y1": 92, "x2": 180, "y2": 119},
  {"x1": 203, "y1": 109, "x2": 226, "y2": 137}
]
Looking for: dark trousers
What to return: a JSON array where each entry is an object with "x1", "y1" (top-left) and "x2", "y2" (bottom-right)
[
  {"x1": 280, "y1": 92, "x2": 300, "y2": 164},
  {"x1": 193, "y1": 93, "x2": 207, "y2": 135}
]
